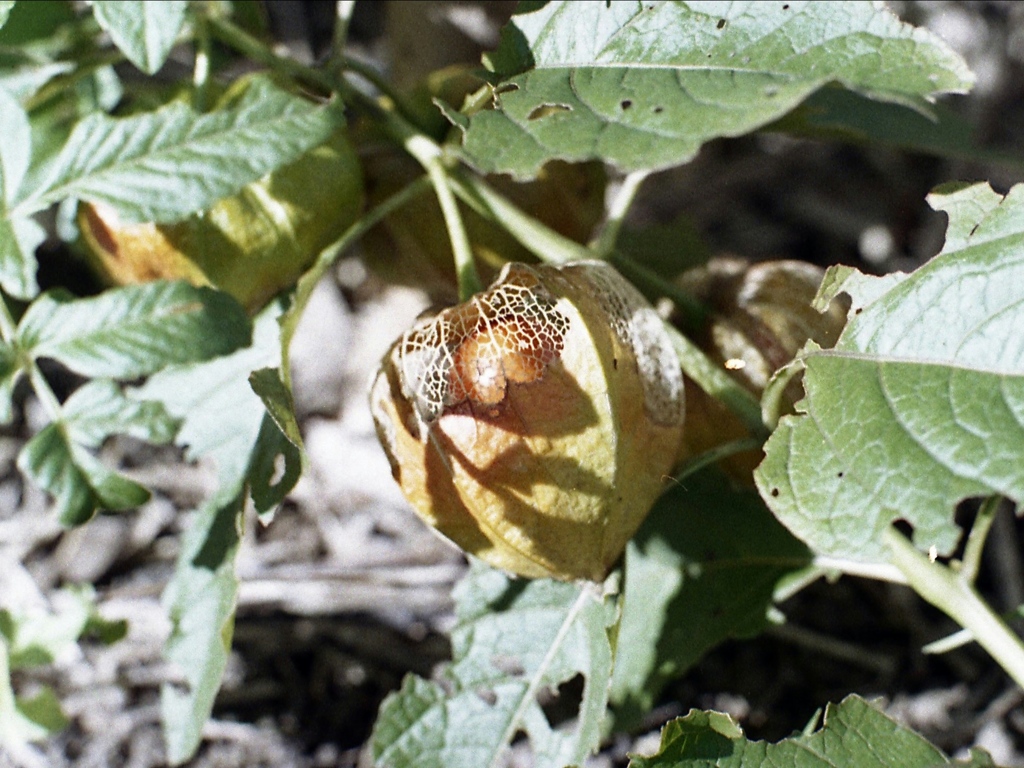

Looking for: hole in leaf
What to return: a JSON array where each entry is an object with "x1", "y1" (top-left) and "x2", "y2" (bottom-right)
[
  {"x1": 716, "y1": 18, "x2": 726, "y2": 29},
  {"x1": 653, "y1": 106, "x2": 664, "y2": 114},
  {"x1": 782, "y1": 3, "x2": 790, "y2": 9},
  {"x1": 620, "y1": 99, "x2": 633, "y2": 110},
  {"x1": 837, "y1": 471, "x2": 844, "y2": 478},
  {"x1": 612, "y1": 357, "x2": 618, "y2": 370},
  {"x1": 770, "y1": 488, "x2": 780, "y2": 497},
  {"x1": 475, "y1": 687, "x2": 498, "y2": 706},
  {"x1": 540, "y1": 674, "x2": 585, "y2": 729},
  {"x1": 494, "y1": 83, "x2": 519, "y2": 95},
  {"x1": 892, "y1": 519, "x2": 913, "y2": 538},
  {"x1": 269, "y1": 453, "x2": 287, "y2": 486},
  {"x1": 528, "y1": 103, "x2": 572, "y2": 120}
]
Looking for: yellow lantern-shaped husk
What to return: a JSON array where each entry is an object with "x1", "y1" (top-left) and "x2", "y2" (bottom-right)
[{"x1": 371, "y1": 261, "x2": 685, "y2": 581}]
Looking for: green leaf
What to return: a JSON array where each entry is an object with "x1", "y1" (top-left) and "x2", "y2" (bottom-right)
[
  {"x1": 0, "y1": 214, "x2": 43, "y2": 299},
  {"x1": 0, "y1": 2, "x2": 14, "y2": 29},
  {"x1": 22, "y1": 75, "x2": 346, "y2": 223},
  {"x1": 0, "y1": 340, "x2": 19, "y2": 424},
  {"x1": 1, "y1": 585, "x2": 97, "y2": 669},
  {"x1": 61, "y1": 378, "x2": 179, "y2": 448},
  {"x1": 0, "y1": 585, "x2": 102, "y2": 748},
  {"x1": 160, "y1": 492, "x2": 241, "y2": 765},
  {"x1": 610, "y1": 469, "x2": 809, "y2": 727},
  {"x1": 19, "y1": 422, "x2": 151, "y2": 525},
  {"x1": 755, "y1": 181, "x2": 1024, "y2": 565},
  {"x1": 459, "y1": 1, "x2": 973, "y2": 178},
  {"x1": 249, "y1": 366, "x2": 303, "y2": 449},
  {"x1": 247, "y1": 368, "x2": 304, "y2": 515},
  {"x1": 629, "y1": 694, "x2": 995, "y2": 767},
  {"x1": 16, "y1": 380, "x2": 176, "y2": 524},
  {"x1": 18, "y1": 281, "x2": 251, "y2": 379},
  {"x1": 0, "y1": 640, "x2": 67, "y2": 747},
  {"x1": 135, "y1": 301, "x2": 284, "y2": 483},
  {"x1": 247, "y1": 412, "x2": 301, "y2": 520},
  {"x1": 0, "y1": 86, "x2": 30, "y2": 206},
  {"x1": 134, "y1": 304, "x2": 293, "y2": 763},
  {"x1": 91, "y1": 0, "x2": 188, "y2": 75},
  {"x1": 372, "y1": 562, "x2": 618, "y2": 768},
  {"x1": 771, "y1": 87, "x2": 1024, "y2": 170},
  {"x1": 0, "y1": 87, "x2": 40, "y2": 299}
]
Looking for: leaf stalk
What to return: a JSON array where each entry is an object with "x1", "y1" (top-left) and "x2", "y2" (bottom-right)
[{"x1": 885, "y1": 526, "x2": 1024, "y2": 689}]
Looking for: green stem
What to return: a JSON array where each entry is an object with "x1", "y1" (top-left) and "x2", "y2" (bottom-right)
[
  {"x1": 206, "y1": 13, "x2": 763, "y2": 437},
  {"x1": 28, "y1": 364, "x2": 62, "y2": 423},
  {"x1": 593, "y1": 170, "x2": 649, "y2": 258},
  {"x1": 335, "y1": 79, "x2": 482, "y2": 300},
  {"x1": 885, "y1": 526, "x2": 1024, "y2": 689},
  {"x1": 206, "y1": 15, "x2": 335, "y2": 95},
  {"x1": 338, "y1": 55, "x2": 419, "y2": 118},
  {"x1": 23, "y1": 49, "x2": 125, "y2": 113},
  {"x1": 448, "y1": 167, "x2": 592, "y2": 265},
  {"x1": 667, "y1": 327, "x2": 768, "y2": 440},
  {"x1": 410, "y1": 137, "x2": 481, "y2": 300},
  {"x1": 279, "y1": 175, "x2": 434, "y2": 389},
  {"x1": 672, "y1": 436, "x2": 762, "y2": 481},
  {"x1": 192, "y1": 14, "x2": 213, "y2": 112},
  {"x1": 959, "y1": 495, "x2": 1000, "y2": 585},
  {"x1": 447, "y1": 168, "x2": 764, "y2": 435},
  {"x1": 809, "y1": 556, "x2": 907, "y2": 585},
  {"x1": 331, "y1": 0, "x2": 356, "y2": 63}
]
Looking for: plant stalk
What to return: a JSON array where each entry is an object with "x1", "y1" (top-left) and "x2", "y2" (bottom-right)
[
  {"x1": 592, "y1": 169, "x2": 650, "y2": 258},
  {"x1": 331, "y1": 0, "x2": 356, "y2": 63},
  {"x1": 192, "y1": 13, "x2": 213, "y2": 112},
  {"x1": 885, "y1": 526, "x2": 1024, "y2": 689},
  {"x1": 959, "y1": 495, "x2": 1000, "y2": 585},
  {"x1": 279, "y1": 174, "x2": 434, "y2": 389}
]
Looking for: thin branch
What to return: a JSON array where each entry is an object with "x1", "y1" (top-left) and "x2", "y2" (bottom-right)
[
  {"x1": 886, "y1": 526, "x2": 1024, "y2": 689},
  {"x1": 592, "y1": 169, "x2": 649, "y2": 258}
]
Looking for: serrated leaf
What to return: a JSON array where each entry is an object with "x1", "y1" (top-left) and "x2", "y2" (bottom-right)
[
  {"x1": 629, "y1": 694, "x2": 995, "y2": 767},
  {"x1": 61, "y1": 378, "x2": 179, "y2": 448},
  {"x1": 134, "y1": 304, "x2": 293, "y2": 764},
  {"x1": 160, "y1": 492, "x2": 241, "y2": 765},
  {"x1": 21, "y1": 75, "x2": 345, "y2": 223},
  {"x1": 0, "y1": 86, "x2": 30, "y2": 205},
  {"x1": 755, "y1": 181, "x2": 1024, "y2": 565},
  {"x1": 135, "y1": 300, "x2": 284, "y2": 482},
  {"x1": 91, "y1": 0, "x2": 187, "y2": 75},
  {"x1": 372, "y1": 562, "x2": 617, "y2": 768},
  {"x1": 15, "y1": 380, "x2": 175, "y2": 524},
  {"x1": 19, "y1": 422, "x2": 150, "y2": 525},
  {"x1": 0, "y1": 214, "x2": 43, "y2": 299},
  {"x1": 610, "y1": 469, "x2": 809, "y2": 726},
  {"x1": 18, "y1": 281, "x2": 250, "y2": 379},
  {"x1": 460, "y1": 1, "x2": 973, "y2": 178}
]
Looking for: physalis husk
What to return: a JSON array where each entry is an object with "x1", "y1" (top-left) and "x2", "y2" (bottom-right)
[{"x1": 371, "y1": 261, "x2": 685, "y2": 581}]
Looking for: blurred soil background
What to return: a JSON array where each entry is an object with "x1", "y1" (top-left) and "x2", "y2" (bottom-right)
[{"x1": 4, "y1": 1, "x2": 1024, "y2": 766}]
